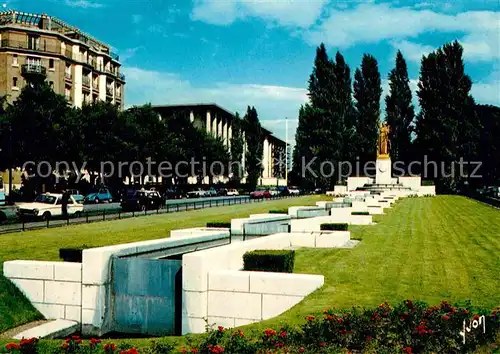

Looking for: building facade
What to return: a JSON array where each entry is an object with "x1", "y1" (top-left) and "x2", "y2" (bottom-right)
[
  {"x1": 152, "y1": 104, "x2": 289, "y2": 186},
  {"x1": 0, "y1": 11, "x2": 125, "y2": 109}
]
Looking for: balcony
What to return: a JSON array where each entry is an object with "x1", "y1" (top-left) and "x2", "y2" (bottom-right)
[
  {"x1": 65, "y1": 71, "x2": 72, "y2": 82},
  {"x1": 92, "y1": 80, "x2": 99, "y2": 90},
  {"x1": 1, "y1": 39, "x2": 59, "y2": 54},
  {"x1": 106, "y1": 87, "x2": 114, "y2": 97},
  {"x1": 82, "y1": 76, "x2": 91, "y2": 89},
  {"x1": 118, "y1": 73, "x2": 126, "y2": 81},
  {"x1": 110, "y1": 52, "x2": 120, "y2": 61},
  {"x1": 21, "y1": 64, "x2": 46, "y2": 79}
]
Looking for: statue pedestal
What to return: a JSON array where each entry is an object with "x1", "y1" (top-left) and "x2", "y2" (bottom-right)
[{"x1": 376, "y1": 157, "x2": 392, "y2": 185}]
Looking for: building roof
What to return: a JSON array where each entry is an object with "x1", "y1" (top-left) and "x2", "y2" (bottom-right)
[
  {"x1": 0, "y1": 10, "x2": 119, "y2": 61},
  {"x1": 151, "y1": 103, "x2": 286, "y2": 145}
]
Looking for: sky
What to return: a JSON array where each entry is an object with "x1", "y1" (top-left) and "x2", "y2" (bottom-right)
[{"x1": 7, "y1": 0, "x2": 500, "y2": 146}]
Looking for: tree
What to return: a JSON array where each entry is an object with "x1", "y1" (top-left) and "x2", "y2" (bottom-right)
[
  {"x1": 385, "y1": 51, "x2": 415, "y2": 167},
  {"x1": 475, "y1": 104, "x2": 500, "y2": 187},
  {"x1": 243, "y1": 106, "x2": 263, "y2": 189},
  {"x1": 414, "y1": 41, "x2": 479, "y2": 192},
  {"x1": 354, "y1": 54, "x2": 382, "y2": 164},
  {"x1": 230, "y1": 113, "x2": 244, "y2": 182}
]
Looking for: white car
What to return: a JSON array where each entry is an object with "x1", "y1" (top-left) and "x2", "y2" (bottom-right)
[
  {"x1": 288, "y1": 186, "x2": 300, "y2": 195},
  {"x1": 187, "y1": 188, "x2": 208, "y2": 198},
  {"x1": 16, "y1": 193, "x2": 84, "y2": 221},
  {"x1": 226, "y1": 189, "x2": 239, "y2": 196}
]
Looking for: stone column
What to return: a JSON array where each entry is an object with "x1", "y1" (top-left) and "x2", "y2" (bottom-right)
[
  {"x1": 206, "y1": 111, "x2": 211, "y2": 134},
  {"x1": 212, "y1": 113, "x2": 217, "y2": 135}
]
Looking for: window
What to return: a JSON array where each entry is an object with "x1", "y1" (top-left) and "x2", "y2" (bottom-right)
[
  {"x1": 27, "y1": 57, "x2": 41, "y2": 67},
  {"x1": 49, "y1": 59, "x2": 54, "y2": 70},
  {"x1": 12, "y1": 54, "x2": 18, "y2": 66},
  {"x1": 27, "y1": 35, "x2": 39, "y2": 51},
  {"x1": 12, "y1": 77, "x2": 17, "y2": 87}
]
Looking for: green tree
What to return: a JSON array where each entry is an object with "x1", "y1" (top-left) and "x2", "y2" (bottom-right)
[
  {"x1": 385, "y1": 50, "x2": 415, "y2": 167},
  {"x1": 414, "y1": 41, "x2": 479, "y2": 192},
  {"x1": 354, "y1": 54, "x2": 382, "y2": 164},
  {"x1": 230, "y1": 113, "x2": 244, "y2": 182},
  {"x1": 475, "y1": 104, "x2": 500, "y2": 187},
  {"x1": 243, "y1": 106, "x2": 263, "y2": 189}
]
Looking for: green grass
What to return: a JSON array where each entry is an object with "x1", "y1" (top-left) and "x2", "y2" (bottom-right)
[
  {"x1": 0, "y1": 195, "x2": 325, "y2": 334},
  {"x1": 2, "y1": 195, "x2": 500, "y2": 352},
  {"x1": 239, "y1": 195, "x2": 500, "y2": 334}
]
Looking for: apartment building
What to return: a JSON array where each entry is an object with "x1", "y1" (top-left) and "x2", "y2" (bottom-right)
[
  {"x1": 152, "y1": 103, "x2": 289, "y2": 186},
  {"x1": 0, "y1": 10, "x2": 125, "y2": 109}
]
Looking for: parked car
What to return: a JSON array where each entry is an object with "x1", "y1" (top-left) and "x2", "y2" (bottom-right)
[
  {"x1": 164, "y1": 187, "x2": 182, "y2": 199},
  {"x1": 277, "y1": 186, "x2": 290, "y2": 196},
  {"x1": 268, "y1": 187, "x2": 280, "y2": 197},
  {"x1": 288, "y1": 186, "x2": 300, "y2": 195},
  {"x1": 487, "y1": 186, "x2": 500, "y2": 198},
  {"x1": 314, "y1": 188, "x2": 325, "y2": 194},
  {"x1": 71, "y1": 194, "x2": 85, "y2": 205},
  {"x1": 121, "y1": 189, "x2": 165, "y2": 212},
  {"x1": 206, "y1": 187, "x2": 218, "y2": 197},
  {"x1": 84, "y1": 188, "x2": 113, "y2": 204},
  {"x1": 187, "y1": 188, "x2": 207, "y2": 198},
  {"x1": 217, "y1": 188, "x2": 228, "y2": 196},
  {"x1": 16, "y1": 193, "x2": 84, "y2": 220},
  {"x1": 227, "y1": 189, "x2": 239, "y2": 196},
  {"x1": 250, "y1": 188, "x2": 271, "y2": 199}
]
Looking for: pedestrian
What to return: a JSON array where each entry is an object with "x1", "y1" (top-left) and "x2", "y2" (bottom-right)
[{"x1": 61, "y1": 189, "x2": 70, "y2": 218}]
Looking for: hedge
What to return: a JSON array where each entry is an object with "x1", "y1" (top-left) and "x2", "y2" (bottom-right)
[
  {"x1": 351, "y1": 211, "x2": 369, "y2": 215},
  {"x1": 320, "y1": 223, "x2": 348, "y2": 231},
  {"x1": 206, "y1": 222, "x2": 231, "y2": 228},
  {"x1": 269, "y1": 209, "x2": 288, "y2": 214},
  {"x1": 243, "y1": 250, "x2": 295, "y2": 273}
]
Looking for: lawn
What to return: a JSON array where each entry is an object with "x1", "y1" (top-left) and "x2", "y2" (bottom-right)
[
  {"x1": 1, "y1": 195, "x2": 500, "y2": 351},
  {"x1": 0, "y1": 195, "x2": 326, "y2": 334}
]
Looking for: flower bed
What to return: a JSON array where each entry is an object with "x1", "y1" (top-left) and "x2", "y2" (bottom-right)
[{"x1": 4, "y1": 301, "x2": 500, "y2": 353}]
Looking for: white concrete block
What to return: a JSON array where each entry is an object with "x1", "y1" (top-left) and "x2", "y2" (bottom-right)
[
  {"x1": 54, "y1": 263, "x2": 82, "y2": 282},
  {"x1": 262, "y1": 294, "x2": 304, "y2": 320},
  {"x1": 207, "y1": 316, "x2": 235, "y2": 329},
  {"x1": 13, "y1": 319, "x2": 78, "y2": 340},
  {"x1": 65, "y1": 305, "x2": 82, "y2": 322},
  {"x1": 289, "y1": 233, "x2": 316, "y2": 247},
  {"x1": 249, "y1": 272, "x2": 324, "y2": 296},
  {"x1": 208, "y1": 291, "x2": 262, "y2": 320},
  {"x1": 44, "y1": 281, "x2": 82, "y2": 306},
  {"x1": 34, "y1": 303, "x2": 65, "y2": 319},
  {"x1": 235, "y1": 318, "x2": 258, "y2": 327},
  {"x1": 182, "y1": 291, "x2": 207, "y2": 317},
  {"x1": 82, "y1": 284, "x2": 106, "y2": 309},
  {"x1": 4, "y1": 261, "x2": 55, "y2": 280},
  {"x1": 82, "y1": 308, "x2": 103, "y2": 327},
  {"x1": 315, "y1": 231, "x2": 350, "y2": 248},
  {"x1": 208, "y1": 271, "x2": 250, "y2": 292},
  {"x1": 10, "y1": 278, "x2": 44, "y2": 303},
  {"x1": 182, "y1": 316, "x2": 207, "y2": 335}
]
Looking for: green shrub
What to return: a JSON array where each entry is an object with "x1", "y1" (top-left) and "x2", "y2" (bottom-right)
[
  {"x1": 243, "y1": 250, "x2": 295, "y2": 273},
  {"x1": 269, "y1": 209, "x2": 288, "y2": 214},
  {"x1": 320, "y1": 223, "x2": 348, "y2": 231},
  {"x1": 206, "y1": 222, "x2": 231, "y2": 228},
  {"x1": 422, "y1": 180, "x2": 435, "y2": 186},
  {"x1": 351, "y1": 211, "x2": 369, "y2": 215}
]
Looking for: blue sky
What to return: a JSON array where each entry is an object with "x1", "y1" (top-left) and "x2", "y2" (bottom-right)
[{"x1": 8, "y1": 0, "x2": 500, "y2": 144}]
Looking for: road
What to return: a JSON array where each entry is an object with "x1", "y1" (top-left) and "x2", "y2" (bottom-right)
[{"x1": 0, "y1": 195, "x2": 265, "y2": 234}]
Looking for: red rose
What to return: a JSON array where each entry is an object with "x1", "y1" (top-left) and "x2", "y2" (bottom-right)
[
  {"x1": 305, "y1": 315, "x2": 315, "y2": 321},
  {"x1": 5, "y1": 343, "x2": 20, "y2": 351},
  {"x1": 218, "y1": 326, "x2": 224, "y2": 332},
  {"x1": 299, "y1": 348, "x2": 305, "y2": 353},
  {"x1": 279, "y1": 331, "x2": 287, "y2": 338},
  {"x1": 441, "y1": 315, "x2": 450, "y2": 321},
  {"x1": 191, "y1": 348, "x2": 199, "y2": 354},
  {"x1": 319, "y1": 342, "x2": 326, "y2": 348},
  {"x1": 337, "y1": 318, "x2": 343, "y2": 324},
  {"x1": 402, "y1": 347, "x2": 413, "y2": 354},
  {"x1": 473, "y1": 315, "x2": 480, "y2": 321}
]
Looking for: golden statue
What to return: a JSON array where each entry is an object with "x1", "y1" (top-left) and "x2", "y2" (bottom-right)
[{"x1": 377, "y1": 121, "x2": 391, "y2": 158}]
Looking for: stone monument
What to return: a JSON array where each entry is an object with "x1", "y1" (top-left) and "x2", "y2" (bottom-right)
[{"x1": 376, "y1": 121, "x2": 392, "y2": 185}]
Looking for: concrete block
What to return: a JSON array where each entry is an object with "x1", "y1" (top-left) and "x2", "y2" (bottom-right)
[
  {"x1": 208, "y1": 271, "x2": 250, "y2": 292},
  {"x1": 249, "y1": 272, "x2": 324, "y2": 296},
  {"x1": 207, "y1": 316, "x2": 235, "y2": 329},
  {"x1": 82, "y1": 284, "x2": 106, "y2": 309},
  {"x1": 65, "y1": 305, "x2": 82, "y2": 322},
  {"x1": 182, "y1": 316, "x2": 207, "y2": 335},
  {"x1": 4, "y1": 260, "x2": 55, "y2": 280},
  {"x1": 208, "y1": 291, "x2": 261, "y2": 320},
  {"x1": 182, "y1": 291, "x2": 207, "y2": 317},
  {"x1": 315, "y1": 231, "x2": 350, "y2": 248},
  {"x1": 13, "y1": 319, "x2": 78, "y2": 340},
  {"x1": 10, "y1": 278, "x2": 44, "y2": 303},
  {"x1": 44, "y1": 281, "x2": 82, "y2": 306},
  {"x1": 289, "y1": 233, "x2": 316, "y2": 247},
  {"x1": 82, "y1": 308, "x2": 104, "y2": 327},
  {"x1": 54, "y1": 263, "x2": 82, "y2": 282},
  {"x1": 262, "y1": 294, "x2": 304, "y2": 320},
  {"x1": 34, "y1": 303, "x2": 65, "y2": 319}
]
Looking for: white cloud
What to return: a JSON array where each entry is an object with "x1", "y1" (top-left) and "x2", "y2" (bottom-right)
[
  {"x1": 132, "y1": 14, "x2": 142, "y2": 24},
  {"x1": 65, "y1": 0, "x2": 103, "y2": 8},
  {"x1": 123, "y1": 67, "x2": 308, "y2": 141},
  {"x1": 390, "y1": 40, "x2": 434, "y2": 63},
  {"x1": 471, "y1": 70, "x2": 500, "y2": 106},
  {"x1": 306, "y1": 3, "x2": 499, "y2": 49},
  {"x1": 191, "y1": 0, "x2": 328, "y2": 28}
]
